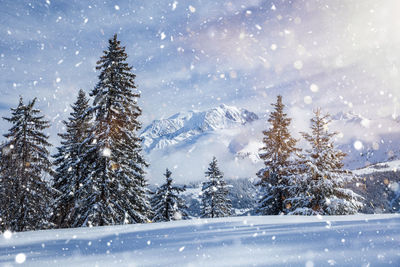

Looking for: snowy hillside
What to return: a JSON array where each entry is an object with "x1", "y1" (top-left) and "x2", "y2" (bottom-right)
[
  {"x1": 1, "y1": 214, "x2": 399, "y2": 266},
  {"x1": 141, "y1": 104, "x2": 258, "y2": 152},
  {"x1": 351, "y1": 159, "x2": 400, "y2": 214},
  {"x1": 353, "y1": 160, "x2": 400, "y2": 176}
]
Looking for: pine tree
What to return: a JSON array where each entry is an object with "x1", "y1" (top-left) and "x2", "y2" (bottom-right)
[
  {"x1": 289, "y1": 109, "x2": 363, "y2": 215},
  {"x1": 78, "y1": 34, "x2": 151, "y2": 226},
  {"x1": 256, "y1": 95, "x2": 300, "y2": 215},
  {"x1": 201, "y1": 157, "x2": 232, "y2": 218},
  {"x1": 52, "y1": 90, "x2": 92, "y2": 228},
  {"x1": 151, "y1": 169, "x2": 188, "y2": 222},
  {"x1": 0, "y1": 97, "x2": 53, "y2": 232}
]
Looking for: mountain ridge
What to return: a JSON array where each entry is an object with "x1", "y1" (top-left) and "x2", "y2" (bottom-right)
[{"x1": 140, "y1": 104, "x2": 259, "y2": 152}]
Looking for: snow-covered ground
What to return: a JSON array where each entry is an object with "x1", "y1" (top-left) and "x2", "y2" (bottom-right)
[
  {"x1": 1, "y1": 214, "x2": 399, "y2": 266},
  {"x1": 353, "y1": 160, "x2": 400, "y2": 175}
]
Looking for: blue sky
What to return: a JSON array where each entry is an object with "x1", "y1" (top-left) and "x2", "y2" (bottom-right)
[{"x1": 1, "y1": 0, "x2": 400, "y2": 155}]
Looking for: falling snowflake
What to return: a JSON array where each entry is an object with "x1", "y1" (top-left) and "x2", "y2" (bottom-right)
[
  {"x1": 172, "y1": 1, "x2": 178, "y2": 11},
  {"x1": 160, "y1": 32, "x2": 166, "y2": 40},
  {"x1": 353, "y1": 141, "x2": 363, "y2": 150},
  {"x1": 3, "y1": 230, "x2": 12, "y2": 239},
  {"x1": 102, "y1": 147, "x2": 112, "y2": 157},
  {"x1": 15, "y1": 253, "x2": 26, "y2": 264},
  {"x1": 310, "y1": 83, "x2": 319, "y2": 93},
  {"x1": 304, "y1": 96, "x2": 312, "y2": 105}
]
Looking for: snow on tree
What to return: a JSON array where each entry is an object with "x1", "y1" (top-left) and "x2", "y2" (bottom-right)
[
  {"x1": 77, "y1": 34, "x2": 151, "y2": 226},
  {"x1": 256, "y1": 95, "x2": 301, "y2": 215},
  {"x1": 150, "y1": 169, "x2": 188, "y2": 222},
  {"x1": 288, "y1": 109, "x2": 363, "y2": 215},
  {"x1": 0, "y1": 97, "x2": 53, "y2": 232},
  {"x1": 201, "y1": 157, "x2": 232, "y2": 218},
  {"x1": 52, "y1": 89, "x2": 92, "y2": 228}
]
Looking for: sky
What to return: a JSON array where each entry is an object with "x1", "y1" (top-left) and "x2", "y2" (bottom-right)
[{"x1": 1, "y1": 0, "x2": 400, "y2": 181}]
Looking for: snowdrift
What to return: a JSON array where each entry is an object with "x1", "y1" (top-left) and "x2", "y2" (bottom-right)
[{"x1": 1, "y1": 214, "x2": 399, "y2": 266}]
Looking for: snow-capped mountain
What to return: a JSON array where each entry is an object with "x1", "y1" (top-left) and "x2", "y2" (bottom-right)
[
  {"x1": 142, "y1": 106, "x2": 400, "y2": 183},
  {"x1": 141, "y1": 104, "x2": 259, "y2": 152},
  {"x1": 332, "y1": 111, "x2": 365, "y2": 123}
]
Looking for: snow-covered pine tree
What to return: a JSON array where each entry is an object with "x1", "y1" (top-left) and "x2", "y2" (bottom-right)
[
  {"x1": 289, "y1": 109, "x2": 363, "y2": 215},
  {"x1": 0, "y1": 140, "x2": 12, "y2": 231},
  {"x1": 256, "y1": 95, "x2": 300, "y2": 215},
  {"x1": 151, "y1": 169, "x2": 188, "y2": 222},
  {"x1": 0, "y1": 97, "x2": 53, "y2": 232},
  {"x1": 78, "y1": 34, "x2": 151, "y2": 226},
  {"x1": 201, "y1": 157, "x2": 232, "y2": 218},
  {"x1": 52, "y1": 89, "x2": 92, "y2": 228}
]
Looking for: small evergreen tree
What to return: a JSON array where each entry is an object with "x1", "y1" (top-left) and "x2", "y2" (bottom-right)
[
  {"x1": 78, "y1": 34, "x2": 151, "y2": 226},
  {"x1": 201, "y1": 157, "x2": 232, "y2": 218},
  {"x1": 289, "y1": 109, "x2": 363, "y2": 215},
  {"x1": 256, "y1": 95, "x2": 300, "y2": 215},
  {"x1": 52, "y1": 90, "x2": 92, "y2": 228},
  {"x1": 0, "y1": 97, "x2": 53, "y2": 232},
  {"x1": 151, "y1": 169, "x2": 188, "y2": 222}
]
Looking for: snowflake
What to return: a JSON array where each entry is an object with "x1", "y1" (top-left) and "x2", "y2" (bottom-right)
[
  {"x1": 102, "y1": 147, "x2": 112, "y2": 157},
  {"x1": 15, "y1": 253, "x2": 26, "y2": 264},
  {"x1": 353, "y1": 140, "x2": 363, "y2": 150}
]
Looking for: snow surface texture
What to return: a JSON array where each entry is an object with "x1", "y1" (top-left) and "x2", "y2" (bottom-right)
[{"x1": 1, "y1": 214, "x2": 399, "y2": 266}]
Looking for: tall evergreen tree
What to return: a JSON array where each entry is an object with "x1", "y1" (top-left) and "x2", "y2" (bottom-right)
[
  {"x1": 0, "y1": 97, "x2": 53, "y2": 232},
  {"x1": 52, "y1": 90, "x2": 92, "y2": 228},
  {"x1": 288, "y1": 109, "x2": 363, "y2": 215},
  {"x1": 151, "y1": 169, "x2": 188, "y2": 222},
  {"x1": 78, "y1": 34, "x2": 151, "y2": 226},
  {"x1": 0, "y1": 140, "x2": 12, "y2": 231},
  {"x1": 201, "y1": 157, "x2": 232, "y2": 218},
  {"x1": 256, "y1": 95, "x2": 300, "y2": 215}
]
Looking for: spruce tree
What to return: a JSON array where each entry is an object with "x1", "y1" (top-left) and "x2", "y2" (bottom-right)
[
  {"x1": 256, "y1": 95, "x2": 300, "y2": 215},
  {"x1": 79, "y1": 34, "x2": 151, "y2": 226},
  {"x1": 151, "y1": 169, "x2": 188, "y2": 222},
  {"x1": 52, "y1": 90, "x2": 92, "y2": 228},
  {"x1": 201, "y1": 157, "x2": 232, "y2": 218},
  {"x1": 0, "y1": 97, "x2": 53, "y2": 232},
  {"x1": 289, "y1": 109, "x2": 363, "y2": 215}
]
